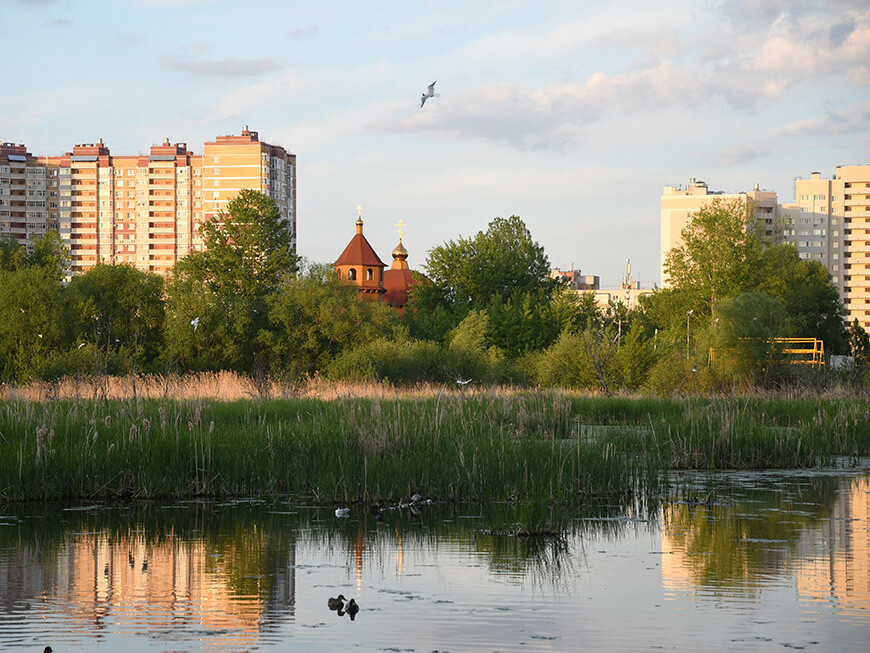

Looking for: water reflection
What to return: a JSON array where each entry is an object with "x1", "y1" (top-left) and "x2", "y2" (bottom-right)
[
  {"x1": 0, "y1": 469, "x2": 867, "y2": 651},
  {"x1": 663, "y1": 472, "x2": 870, "y2": 611}
]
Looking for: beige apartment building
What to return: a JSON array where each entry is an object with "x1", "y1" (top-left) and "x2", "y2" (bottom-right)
[
  {"x1": 0, "y1": 142, "x2": 53, "y2": 251},
  {"x1": 1, "y1": 127, "x2": 295, "y2": 277},
  {"x1": 787, "y1": 161, "x2": 870, "y2": 331},
  {"x1": 660, "y1": 178, "x2": 778, "y2": 286}
]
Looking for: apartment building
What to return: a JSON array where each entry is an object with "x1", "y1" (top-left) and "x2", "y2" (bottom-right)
[
  {"x1": 6, "y1": 127, "x2": 295, "y2": 277},
  {"x1": 0, "y1": 142, "x2": 53, "y2": 251},
  {"x1": 660, "y1": 178, "x2": 778, "y2": 286},
  {"x1": 788, "y1": 162, "x2": 870, "y2": 331}
]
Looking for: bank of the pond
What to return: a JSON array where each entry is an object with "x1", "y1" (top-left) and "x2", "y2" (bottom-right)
[{"x1": 1, "y1": 392, "x2": 868, "y2": 503}]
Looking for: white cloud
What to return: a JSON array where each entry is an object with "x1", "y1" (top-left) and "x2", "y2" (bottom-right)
[
  {"x1": 162, "y1": 56, "x2": 279, "y2": 77},
  {"x1": 708, "y1": 144, "x2": 771, "y2": 167},
  {"x1": 776, "y1": 99, "x2": 870, "y2": 138},
  {"x1": 202, "y1": 71, "x2": 314, "y2": 123}
]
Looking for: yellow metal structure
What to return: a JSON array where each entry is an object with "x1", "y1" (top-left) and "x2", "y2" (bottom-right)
[
  {"x1": 709, "y1": 338, "x2": 825, "y2": 369},
  {"x1": 769, "y1": 338, "x2": 825, "y2": 367}
]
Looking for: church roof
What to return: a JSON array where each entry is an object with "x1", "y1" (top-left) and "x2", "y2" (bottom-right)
[
  {"x1": 384, "y1": 267, "x2": 414, "y2": 307},
  {"x1": 333, "y1": 218, "x2": 387, "y2": 268}
]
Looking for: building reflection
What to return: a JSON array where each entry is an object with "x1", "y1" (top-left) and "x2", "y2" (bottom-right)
[
  {"x1": 661, "y1": 475, "x2": 870, "y2": 616},
  {"x1": 0, "y1": 515, "x2": 296, "y2": 649},
  {"x1": 794, "y1": 477, "x2": 870, "y2": 618}
]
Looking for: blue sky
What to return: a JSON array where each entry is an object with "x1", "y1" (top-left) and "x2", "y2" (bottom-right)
[{"x1": 4, "y1": 0, "x2": 869, "y2": 288}]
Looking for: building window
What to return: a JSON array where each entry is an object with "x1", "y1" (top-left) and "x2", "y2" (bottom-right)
[
  {"x1": 348, "y1": 268, "x2": 357, "y2": 281},
  {"x1": 366, "y1": 268, "x2": 373, "y2": 281}
]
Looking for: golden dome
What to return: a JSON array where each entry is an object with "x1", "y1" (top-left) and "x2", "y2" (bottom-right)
[{"x1": 392, "y1": 237, "x2": 408, "y2": 260}]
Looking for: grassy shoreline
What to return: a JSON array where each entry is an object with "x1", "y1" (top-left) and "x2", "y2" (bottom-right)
[{"x1": 2, "y1": 389, "x2": 869, "y2": 504}]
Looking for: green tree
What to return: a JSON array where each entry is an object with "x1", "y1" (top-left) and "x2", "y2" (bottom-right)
[
  {"x1": 413, "y1": 216, "x2": 553, "y2": 310},
  {"x1": 664, "y1": 197, "x2": 765, "y2": 315},
  {"x1": 0, "y1": 231, "x2": 69, "y2": 280},
  {"x1": 28, "y1": 230, "x2": 70, "y2": 281},
  {"x1": 187, "y1": 189, "x2": 298, "y2": 299},
  {"x1": 486, "y1": 291, "x2": 563, "y2": 356},
  {"x1": 848, "y1": 319, "x2": 870, "y2": 370},
  {"x1": 66, "y1": 263, "x2": 165, "y2": 375},
  {"x1": 662, "y1": 199, "x2": 845, "y2": 357},
  {"x1": 265, "y1": 263, "x2": 398, "y2": 379},
  {"x1": 165, "y1": 190, "x2": 298, "y2": 372},
  {"x1": 711, "y1": 292, "x2": 786, "y2": 385},
  {"x1": 0, "y1": 236, "x2": 27, "y2": 272},
  {"x1": 757, "y1": 248, "x2": 846, "y2": 353},
  {"x1": 536, "y1": 323, "x2": 654, "y2": 393},
  {"x1": 0, "y1": 267, "x2": 64, "y2": 382}
]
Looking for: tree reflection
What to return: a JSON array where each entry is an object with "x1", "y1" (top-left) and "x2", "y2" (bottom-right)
[{"x1": 662, "y1": 473, "x2": 842, "y2": 592}]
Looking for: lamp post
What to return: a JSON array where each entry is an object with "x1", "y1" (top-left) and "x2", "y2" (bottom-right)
[{"x1": 686, "y1": 309, "x2": 693, "y2": 358}]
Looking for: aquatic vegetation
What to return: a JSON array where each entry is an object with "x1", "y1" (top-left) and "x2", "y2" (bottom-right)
[{"x1": 0, "y1": 391, "x2": 867, "y2": 503}]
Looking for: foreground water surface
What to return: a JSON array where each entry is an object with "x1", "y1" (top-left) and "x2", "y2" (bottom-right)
[{"x1": 1, "y1": 465, "x2": 868, "y2": 652}]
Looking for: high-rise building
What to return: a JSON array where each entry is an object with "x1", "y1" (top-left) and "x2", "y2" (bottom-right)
[
  {"x1": 788, "y1": 161, "x2": 870, "y2": 331},
  {"x1": 10, "y1": 126, "x2": 296, "y2": 277},
  {"x1": 660, "y1": 178, "x2": 778, "y2": 287},
  {"x1": 0, "y1": 142, "x2": 53, "y2": 251}
]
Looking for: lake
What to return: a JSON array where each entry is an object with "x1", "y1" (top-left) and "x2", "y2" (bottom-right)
[{"x1": 1, "y1": 464, "x2": 868, "y2": 652}]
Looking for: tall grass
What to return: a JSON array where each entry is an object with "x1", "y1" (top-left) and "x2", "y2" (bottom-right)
[{"x1": 1, "y1": 390, "x2": 868, "y2": 504}]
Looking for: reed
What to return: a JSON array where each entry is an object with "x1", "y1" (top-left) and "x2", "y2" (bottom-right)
[{"x1": 1, "y1": 390, "x2": 867, "y2": 504}]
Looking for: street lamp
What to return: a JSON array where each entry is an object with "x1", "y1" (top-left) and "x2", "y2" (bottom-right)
[{"x1": 686, "y1": 309, "x2": 693, "y2": 358}]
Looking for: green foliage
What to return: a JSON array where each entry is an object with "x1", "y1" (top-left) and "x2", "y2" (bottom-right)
[
  {"x1": 0, "y1": 231, "x2": 69, "y2": 281},
  {"x1": 0, "y1": 236, "x2": 24, "y2": 272},
  {"x1": 26, "y1": 230, "x2": 70, "y2": 281},
  {"x1": 445, "y1": 309, "x2": 510, "y2": 383},
  {"x1": 0, "y1": 267, "x2": 65, "y2": 382},
  {"x1": 486, "y1": 291, "x2": 563, "y2": 355},
  {"x1": 66, "y1": 264, "x2": 166, "y2": 374},
  {"x1": 535, "y1": 324, "x2": 655, "y2": 393},
  {"x1": 165, "y1": 191, "x2": 298, "y2": 373},
  {"x1": 711, "y1": 292, "x2": 786, "y2": 385},
  {"x1": 267, "y1": 263, "x2": 399, "y2": 379},
  {"x1": 415, "y1": 215, "x2": 553, "y2": 310},
  {"x1": 848, "y1": 319, "x2": 870, "y2": 370},
  {"x1": 757, "y1": 250, "x2": 846, "y2": 352},
  {"x1": 658, "y1": 199, "x2": 845, "y2": 360},
  {"x1": 328, "y1": 338, "x2": 444, "y2": 384},
  {"x1": 191, "y1": 189, "x2": 298, "y2": 299},
  {"x1": 665, "y1": 197, "x2": 763, "y2": 315}
]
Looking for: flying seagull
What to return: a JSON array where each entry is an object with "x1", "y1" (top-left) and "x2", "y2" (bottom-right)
[
  {"x1": 335, "y1": 507, "x2": 350, "y2": 518},
  {"x1": 191, "y1": 317, "x2": 200, "y2": 332},
  {"x1": 420, "y1": 81, "x2": 438, "y2": 107}
]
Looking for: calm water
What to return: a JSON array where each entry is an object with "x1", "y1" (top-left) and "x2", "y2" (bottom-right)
[{"x1": 1, "y1": 466, "x2": 868, "y2": 652}]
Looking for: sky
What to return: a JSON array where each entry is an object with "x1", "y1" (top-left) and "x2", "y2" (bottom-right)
[{"x1": 4, "y1": 0, "x2": 870, "y2": 288}]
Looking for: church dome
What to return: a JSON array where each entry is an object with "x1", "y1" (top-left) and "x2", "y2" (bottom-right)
[{"x1": 392, "y1": 238, "x2": 408, "y2": 261}]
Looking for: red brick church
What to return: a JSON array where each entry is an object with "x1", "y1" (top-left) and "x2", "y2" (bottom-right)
[{"x1": 333, "y1": 213, "x2": 414, "y2": 312}]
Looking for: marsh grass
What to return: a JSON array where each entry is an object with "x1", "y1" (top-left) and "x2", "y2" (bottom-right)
[{"x1": 1, "y1": 388, "x2": 868, "y2": 504}]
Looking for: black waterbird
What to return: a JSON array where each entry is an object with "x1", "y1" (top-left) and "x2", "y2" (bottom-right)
[{"x1": 328, "y1": 594, "x2": 346, "y2": 613}]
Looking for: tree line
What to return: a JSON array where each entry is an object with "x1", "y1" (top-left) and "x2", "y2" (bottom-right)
[{"x1": 1, "y1": 191, "x2": 866, "y2": 393}]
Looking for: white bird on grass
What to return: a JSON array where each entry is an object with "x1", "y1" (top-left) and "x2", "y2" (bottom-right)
[
  {"x1": 420, "y1": 81, "x2": 438, "y2": 107},
  {"x1": 335, "y1": 507, "x2": 350, "y2": 518},
  {"x1": 191, "y1": 317, "x2": 200, "y2": 332}
]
